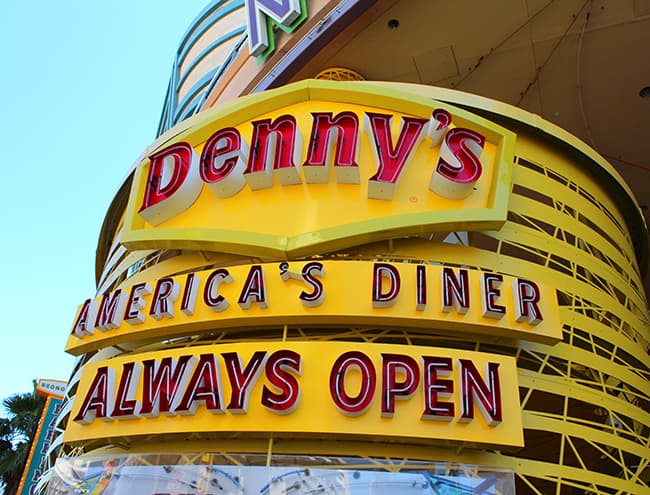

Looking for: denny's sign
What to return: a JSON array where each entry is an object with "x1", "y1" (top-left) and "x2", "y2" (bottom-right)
[
  {"x1": 122, "y1": 80, "x2": 515, "y2": 258},
  {"x1": 64, "y1": 341, "x2": 523, "y2": 448}
]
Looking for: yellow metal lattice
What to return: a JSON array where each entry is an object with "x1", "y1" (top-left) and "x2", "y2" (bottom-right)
[{"x1": 64, "y1": 90, "x2": 649, "y2": 495}]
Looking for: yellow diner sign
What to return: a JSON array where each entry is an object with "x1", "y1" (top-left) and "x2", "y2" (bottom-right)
[
  {"x1": 122, "y1": 80, "x2": 515, "y2": 258},
  {"x1": 66, "y1": 260, "x2": 562, "y2": 354},
  {"x1": 66, "y1": 260, "x2": 562, "y2": 355},
  {"x1": 64, "y1": 341, "x2": 523, "y2": 448}
]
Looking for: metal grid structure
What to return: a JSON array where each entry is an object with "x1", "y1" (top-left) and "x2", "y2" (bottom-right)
[{"x1": 57, "y1": 113, "x2": 650, "y2": 493}]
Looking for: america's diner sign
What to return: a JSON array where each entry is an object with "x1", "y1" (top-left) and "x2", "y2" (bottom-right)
[
  {"x1": 121, "y1": 80, "x2": 515, "y2": 258},
  {"x1": 66, "y1": 260, "x2": 562, "y2": 355}
]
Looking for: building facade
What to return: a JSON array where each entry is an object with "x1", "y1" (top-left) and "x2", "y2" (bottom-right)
[{"x1": 46, "y1": 2, "x2": 649, "y2": 494}]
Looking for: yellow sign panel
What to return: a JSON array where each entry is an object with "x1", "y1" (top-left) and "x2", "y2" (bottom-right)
[
  {"x1": 122, "y1": 80, "x2": 515, "y2": 258},
  {"x1": 64, "y1": 341, "x2": 523, "y2": 448},
  {"x1": 66, "y1": 261, "x2": 562, "y2": 355}
]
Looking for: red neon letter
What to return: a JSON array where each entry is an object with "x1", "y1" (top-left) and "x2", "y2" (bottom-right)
[
  {"x1": 416, "y1": 264, "x2": 427, "y2": 310},
  {"x1": 149, "y1": 278, "x2": 179, "y2": 320},
  {"x1": 261, "y1": 350, "x2": 301, "y2": 414},
  {"x1": 175, "y1": 354, "x2": 224, "y2": 415},
  {"x1": 381, "y1": 353, "x2": 420, "y2": 417},
  {"x1": 481, "y1": 274, "x2": 506, "y2": 319},
  {"x1": 329, "y1": 351, "x2": 376, "y2": 416},
  {"x1": 441, "y1": 267, "x2": 470, "y2": 314},
  {"x1": 71, "y1": 299, "x2": 97, "y2": 337},
  {"x1": 299, "y1": 262, "x2": 325, "y2": 307},
  {"x1": 303, "y1": 112, "x2": 360, "y2": 184},
  {"x1": 140, "y1": 355, "x2": 195, "y2": 417},
  {"x1": 238, "y1": 265, "x2": 268, "y2": 309},
  {"x1": 366, "y1": 113, "x2": 428, "y2": 200},
  {"x1": 181, "y1": 273, "x2": 200, "y2": 315},
  {"x1": 204, "y1": 269, "x2": 233, "y2": 312},
  {"x1": 245, "y1": 115, "x2": 301, "y2": 189},
  {"x1": 139, "y1": 142, "x2": 202, "y2": 225},
  {"x1": 111, "y1": 362, "x2": 141, "y2": 419},
  {"x1": 429, "y1": 128, "x2": 485, "y2": 199},
  {"x1": 421, "y1": 356, "x2": 454, "y2": 421},
  {"x1": 73, "y1": 366, "x2": 115, "y2": 424},
  {"x1": 222, "y1": 351, "x2": 267, "y2": 413},
  {"x1": 459, "y1": 359, "x2": 502, "y2": 425},
  {"x1": 200, "y1": 127, "x2": 248, "y2": 198},
  {"x1": 95, "y1": 290, "x2": 126, "y2": 331},
  {"x1": 514, "y1": 279, "x2": 543, "y2": 324},
  {"x1": 124, "y1": 282, "x2": 152, "y2": 325},
  {"x1": 372, "y1": 263, "x2": 401, "y2": 308}
]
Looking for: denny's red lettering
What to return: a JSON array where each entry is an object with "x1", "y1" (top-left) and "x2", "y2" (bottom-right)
[
  {"x1": 303, "y1": 112, "x2": 360, "y2": 184},
  {"x1": 138, "y1": 109, "x2": 487, "y2": 226},
  {"x1": 365, "y1": 113, "x2": 428, "y2": 199},
  {"x1": 429, "y1": 128, "x2": 485, "y2": 199},
  {"x1": 139, "y1": 142, "x2": 202, "y2": 226},
  {"x1": 200, "y1": 127, "x2": 248, "y2": 198},
  {"x1": 245, "y1": 115, "x2": 301, "y2": 189}
]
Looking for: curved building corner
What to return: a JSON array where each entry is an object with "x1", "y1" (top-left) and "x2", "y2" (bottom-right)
[{"x1": 46, "y1": 2, "x2": 650, "y2": 495}]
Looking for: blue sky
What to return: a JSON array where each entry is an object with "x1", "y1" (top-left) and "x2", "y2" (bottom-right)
[{"x1": 0, "y1": 2, "x2": 208, "y2": 402}]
